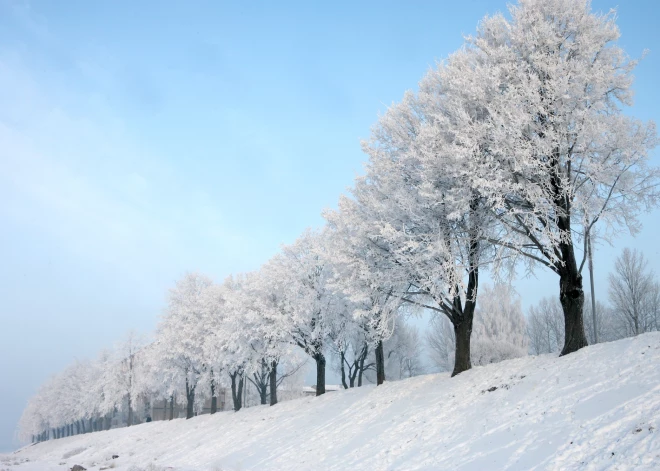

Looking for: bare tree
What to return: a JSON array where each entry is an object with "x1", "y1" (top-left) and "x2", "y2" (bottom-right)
[
  {"x1": 426, "y1": 316, "x2": 456, "y2": 373},
  {"x1": 384, "y1": 322, "x2": 423, "y2": 380},
  {"x1": 582, "y1": 296, "x2": 622, "y2": 344},
  {"x1": 608, "y1": 248, "x2": 660, "y2": 336},
  {"x1": 526, "y1": 298, "x2": 565, "y2": 355}
]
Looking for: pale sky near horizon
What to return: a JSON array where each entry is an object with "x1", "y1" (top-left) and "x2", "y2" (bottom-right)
[{"x1": 1, "y1": 0, "x2": 659, "y2": 452}]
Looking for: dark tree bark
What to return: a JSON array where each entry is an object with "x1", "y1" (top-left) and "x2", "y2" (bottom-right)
[
  {"x1": 349, "y1": 365, "x2": 358, "y2": 388},
  {"x1": 210, "y1": 377, "x2": 218, "y2": 414},
  {"x1": 127, "y1": 394, "x2": 133, "y2": 427},
  {"x1": 375, "y1": 340, "x2": 385, "y2": 385},
  {"x1": 313, "y1": 353, "x2": 326, "y2": 396},
  {"x1": 340, "y1": 351, "x2": 348, "y2": 389},
  {"x1": 169, "y1": 395, "x2": 174, "y2": 420},
  {"x1": 269, "y1": 360, "x2": 278, "y2": 406},
  {"x1": 349, "y1": 343, "x2": 367, "y2": 387},
  {"x1": 355, "y1": 342, "x2": 370, "y2": 387},
  {"x1": 185, "y1": 379, "x2": 195, "y2": 419},
  {"x1": 357, "y1": 353, "x2": 365, "y2": 387},
  {"x1": 559, "y1": 262, "x2": 588, "y2": 355},
  {"x1": 252, "y1": 360, "x2": 269, "y2": 405},
  {"x1": 450, "y1": 226, "x2": 480, "y2": 377},
  {"x1": 452, "y1": 311, "x2": 474, "y2": 376},
  {"x1": 230, "y1": 371, "x2": 244, "y2": 411}
]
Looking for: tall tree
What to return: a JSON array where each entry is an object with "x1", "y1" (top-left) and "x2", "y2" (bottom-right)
[
  {"x1": 153, "y1": 272, "x2": 215, "y2": 419},
  {"x1": 460, "y1": 0, "x2": 658, "y2": 355},
  {"x1": 326, "y1": 69, "x2": 493, "y2": 376},
  {"x1": 259, "y1": 230, "x2": 345, "y2": 396}
]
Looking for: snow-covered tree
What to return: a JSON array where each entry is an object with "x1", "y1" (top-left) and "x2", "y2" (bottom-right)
[
  {"x1": 209, "y1": 274, "x2": 260, "y2": 411},
  {"x1": 324, "y1": 80, "x2": 492, "y2": 377},
  {"x1": 259, "y1": 229, "x2": 345, "y2": 396},
  {"x1": 100, "y1": 330, "x2": 147, "y2": 426},
  {"x1": 324, "y1": 214, "x2": 405, "y2": 385},
  {"x1": 458, "y1": 0, "x2": 658, "y2": 356},
  {"x1": 152, "y1": 272, "x2": 215, "y2": 419}
]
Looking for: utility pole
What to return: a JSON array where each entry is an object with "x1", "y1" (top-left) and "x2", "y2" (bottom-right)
[{"x1": 587, "y1": 230, "x2": 598, "y2": 343}]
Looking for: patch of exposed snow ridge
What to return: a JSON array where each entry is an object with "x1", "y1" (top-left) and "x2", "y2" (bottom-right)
[{"x1": 4, "y1": 333, "x2": 660, "y2": 471}]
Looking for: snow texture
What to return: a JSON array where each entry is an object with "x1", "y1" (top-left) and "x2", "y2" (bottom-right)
[{"x1": 4, "y1": 333, "x2": 660, "y2": 471}]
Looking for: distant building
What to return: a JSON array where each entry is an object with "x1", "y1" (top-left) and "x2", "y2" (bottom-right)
[{"x1": 302, "y1": 385, "x2": 342, "y2": 396}]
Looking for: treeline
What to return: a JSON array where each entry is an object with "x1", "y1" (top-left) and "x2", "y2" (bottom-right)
[{"x1": 18, "y1": 0, "x2": 659, "y2": 446}]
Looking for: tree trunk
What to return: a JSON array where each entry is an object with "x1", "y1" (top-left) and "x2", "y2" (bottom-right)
[
  {"x1": 349, "y1": 364, "x2": 357, "y2": 388},
  {"x1": 452, "y1": 220, "x2": 480, "y2": 377},
  {"x1": 357, "y1": 354, "x2": 365, "y2": 387},
  {"x1": 313, "y1": 353, "x2": 326, "y2": 396},
  {"x1": 375, "y1": 340, "x2": 385, "y2": 385},
  {"x1": 186, "y1": 379, "x2": 195, "y2": 419},
  {"x1": 452, "y1": 312, "x2": 474, "y2": 377},
  {"x1": 555, "y1": 210, "x2": 588, "y2": 356},
  {"x1": 169, "y1": 395, "x2": 174, "y2": 420},
  {"x1": 230, "y1": 372, "x2": 244, "y2": 411},
  {"x1": 269, "y1": 360, "x2": 278, "y2": 406},
  {"x1": 211, "y1": 379, "x2": 217, "y2": 414},
  {"x1": 340, "y1": 351, "x2": 348, "y2": 389},
  {"x1": 254, "y1": 363, "x2": 268, "y2": 405},
  {"x1": 559, "y1": 266, "x2": 589, "y2": 355},
  {"x1": 127, "y1": 393, "x2": 133, "y2": 427},
  {"x1": 452, "y1": 273, "x2": 478, "y2": 377}
]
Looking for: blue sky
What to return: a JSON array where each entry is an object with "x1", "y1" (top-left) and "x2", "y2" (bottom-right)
[{"x1": 1, "y1": 0, "x2": 659, "y2": 452}]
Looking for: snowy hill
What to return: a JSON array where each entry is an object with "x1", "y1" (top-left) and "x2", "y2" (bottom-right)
[{"x1": 4, "y1": 333, "x2": 660, "y2": 471}]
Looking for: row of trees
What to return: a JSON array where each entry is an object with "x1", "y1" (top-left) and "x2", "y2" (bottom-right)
[
  {"x1": 18, "y1": 0, "x2": 658, "y2": 446},
  {"x1": 17, "y1": 233, "x2": 428, "y2": 443}
]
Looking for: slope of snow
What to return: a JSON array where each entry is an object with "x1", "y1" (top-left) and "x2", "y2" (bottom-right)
[{"x1": 4, "y1": 333, "x2": 660, "y2": 471}]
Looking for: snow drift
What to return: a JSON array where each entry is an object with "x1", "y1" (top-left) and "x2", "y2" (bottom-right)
[{"x1": 4, "y1": 333, "x2": 660, "y2": 471}]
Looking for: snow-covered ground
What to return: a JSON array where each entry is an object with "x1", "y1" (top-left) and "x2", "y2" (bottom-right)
[{"x1": 3, "y1": 333, "x2": 660, "y2": 471}]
